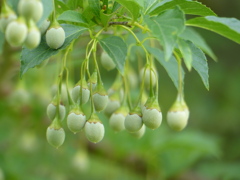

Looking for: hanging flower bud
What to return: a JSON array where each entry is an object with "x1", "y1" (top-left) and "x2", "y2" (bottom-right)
[
  {"x1": 5, "y1": 17, "x2": 27, "y2": 47},
  {"x1": 140, "y1": 67, "x2": 157, "y2": 88},
  {"x1": 167, "y1": 96, "x2": 189, "y2": 131},
  {"x1": 46, "y1": 101, "x2": 66, "y2": 121},
  {"x1": 0, "y1": 2, "x2": 17, "y2": 32},
  {"x1": 46, "y1": 118, "x2": 65, "y2": 148},
  {"x1": 39, "y1": 19, "x2": 50, "y2": 35},
  {"x1": 93, "y1": 84, "x2": 108, "y2": 112},
  {"x1": 130, "y1": 124, "x2": 146, "y2": 139},
  {"x1": 71, "y1": 79, "x2": 90, "y2": 105},
  {"x1": 109, "y1": 106, "x2": 128, "y2": 132},
  {"x1": 46, "y1": 20, "x2": 65, "y2": 49},
  {"x1": 88, "y1": 70, "x2": 98, "y2": 90},
  {"x1": 142, "y1": 96, "x2": 162, "y2": 130},
  {"x1": 67, "y1": 106, "x2": 86, "y2": 134},
  {"x1": 104, "y1": 92, "x2": 120, "y2": 117},
  {"x1": 84, "y1": 114, "x2": 105, "y2": 143},
  {"x1": 101, "y1": 51, "x2": 116, "y2": 71},
  {"x1": 124, "y1": 107, "x2": 143, "y2": 133},
  {"x1": 25, "y1": 19, "x2": 41, "y2": 49},
  {"x1": 18, "y1": 0, "x2": 43, "y2": 22}
]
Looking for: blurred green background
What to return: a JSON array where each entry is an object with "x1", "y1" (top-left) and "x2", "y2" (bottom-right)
[{"x1": 0, "y1": 1, "x2": 240, "y2": 180}]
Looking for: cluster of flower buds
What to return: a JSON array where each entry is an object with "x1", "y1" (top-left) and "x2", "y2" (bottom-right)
[
  {"x1": 45, "y1": 49, "x2": 190, "y2": 148},
  {"x1": 0, "y1": 0, "x2": 65, "y2": 49}
]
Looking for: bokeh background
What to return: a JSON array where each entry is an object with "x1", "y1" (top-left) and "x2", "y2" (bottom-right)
[{"x1": 0, "y1": 1, "x2": 240, "y2": 180}]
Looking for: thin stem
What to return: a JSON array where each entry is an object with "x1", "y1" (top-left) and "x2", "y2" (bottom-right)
[
  {"x1": 174, "y1": 51, "x2": 183, "y2": 101},
  {"x1": 52, "y1": 0, "x2": 56, "y2": 22},
  {"x1": 92, "y1": 40, "x2": 102, "y2": 84},
  {"x1": 120, "y1": 15, "x2": 150, "y2": 32},
  {"x1": 151, "y1": 67, "x2": 159, "y2": 98},
  {"x1": 123, "y1": 74, "x2": 132, "y2": 111},
  {"x1": 135, "y1": 65, "x2": 147, "y2": 107},
  {"x1": 149, "y1": 39, "x2": 159, "y2": 97},
  {"x1": 120, "y1": 25, "x2": 150, "y2": 64},
  {"x1": 85, "y1": 39, "x2": 94, "y2": 60},
  {"x1": 133, "y1": 22, "x2": 150, "y2": 32},
  {"x1": 64, "y1": 67, "x2": 74, "y2": 106},
  {"x1": 86, "y1": 68, "x2": 95, "y2": 116},
  {"x1": 56, "y1": 46, "x2": 71, "y2": 122},
  {"x1": 149, "y1": 60, "x2": 154, "y2": 98},
  {"x1": 141, "y1": 37, "x2": 157, "y2": 45}
]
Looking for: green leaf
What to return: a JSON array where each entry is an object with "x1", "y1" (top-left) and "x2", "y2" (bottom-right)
[
  {"x1": 186, "y1": 16, "x2": 240, "y2": 44},
  {"x1": 67, "y1": 0, "x2": 83, "y2": 9},
  {"x1": 148, "y1": 0, "x2": 216, "y2": 16},
  {"x1": 55, "y1": 0, "x2": 70, "y2": 15},
  {"x1": 143, "y1": 0, "x2": 158, "y2": 14},
  {"x1": 8, "y1": 0, "x2": 20, "y2": 13},
  {"x1": 57, "y1": 10, "x2": 89, "y2": 27},
  {"x1": 88, "y1": 0, "x2": 100, "y2": 17},
  {"x1": 82, "y1": 6, "x2": 95, "y2": 22},
  {"x1": 188, "y1": 42, "x2": 209, "y2": 90},
  {"x1": 131, "y1": 0, "x2": 156, "y2": 13},
  {"x1": 147, "y1": 46, "x2": 184, "y2": 89},
  {"x1": 98, "y1": 36, "x2": 128, "y2": 74},
  {"x1": 115, "y1": 0, "x2": 141, "y2": 21},
  {"x1": 111, "y1": 2, "x2": 121, "y2": 13},
  {"x1": 144, "y1": 7, "x2": 185, "y2": 61},
  {"x1": 178, "y1": 39, "x2": 193, "y2": 71},
  {"x1": 20, "y1": 24, "x2": 87, "y2": 76},
  {"x1": 100, "y1": 11, "x2": 113, "y2": 27},
  {"x1": 37, "y1": 0, "x2": 54, "y2": 27},
  {"x1": 0, "y1": 32, "x2": 4, "y2": 55},
  {"x1": 179, "y1": 27, "x2": 217, "y2": 61}
]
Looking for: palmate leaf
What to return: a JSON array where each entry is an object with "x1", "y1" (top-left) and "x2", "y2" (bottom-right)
[
  {"x1": 147, "y1": 0, "x2": 216, "y2": 16},
  {"x1": 144, "y1": 7, "x2": 185, "y2": 61},
  {"x1": 20, "y1": 24, "x2": 88, "y2": 76},
  {"x1": 98, "y1": 36, "x2": 128, "y2": 75},
  {"x1": 187, "y1": 16, "x2": 240, "y2": 44}
]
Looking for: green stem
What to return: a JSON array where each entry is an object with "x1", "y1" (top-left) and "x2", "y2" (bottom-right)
[
  {"x1": 136, "y1": 66, "x2": 147, "y2": 106},
  {"x1": 149, "y1": 60, "x2": 154, "y2": 98},
  {"x1": 141, "y1": 37, "x2": 157, "y2": 45},
  {"x1": 174, "y1": 51, "x2": 184, "y2": 102},
  {"x1": 120, "y1": 25, "x2": 150, "y2": 64},
  {"x1": 120, "y1": 15, "x2": 149, "y2": 32},
  {"x1": 56, "y1": 46, "x2": 71, "y2": 122},
  {"x1": 151, "y1": 67, "x2": 159, "y2": 98},
  {"x1": 92, "y1": 40, "x2": 102, "y2": 84},
  {"x1": 85, "y1": 39, "x2": 94, "y2": 60},
  {"x1": 123, "y1": 73, "x2": 132, "y2": 111},
  {"x1": 86, "y1": 68, "x2": 95, "y2": 116},
  {"x1": 133, "y1": 22, "x2": 150, "y2": 32},
  {"x1": 64, "y1": 67, "x2": 74, "y2": 106},
  {"x1": 52, "y1": 0, "x2": 56, "y2": 22}
]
